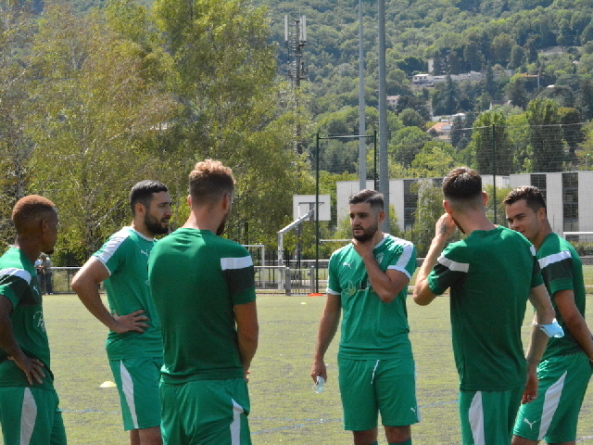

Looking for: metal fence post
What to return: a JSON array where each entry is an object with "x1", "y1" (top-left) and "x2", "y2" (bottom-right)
[
  {"x1": 309, "y1": 265, "x2": 315, "y2": 294},
  {"x1": 285, "y1": 267, "x2": 291, "y2": 296}
]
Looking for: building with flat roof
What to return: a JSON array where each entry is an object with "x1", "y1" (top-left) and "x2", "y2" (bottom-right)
[{"x1": 337, "y1": 171, "x2": 593, "y2": 236}]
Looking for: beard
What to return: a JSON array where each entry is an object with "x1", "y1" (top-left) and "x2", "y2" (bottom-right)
[
  {"x1": 216, "y1": 213, "x2": 229, "y2": 236},
  {"x1": 144, "y1": 214, "x2": 169, "y2": 236},
  {"x1": 352, "y1": 223, "x2": 378, "y2": 242}
]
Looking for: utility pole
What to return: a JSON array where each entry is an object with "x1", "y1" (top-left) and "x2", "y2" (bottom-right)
[
  {"x1": 378, "y1": 0, "x2": 390, "y2": 232},
  {"x1": 358, "y1": 0, "x2": 367, "y2": 191},
  {"x1": 285, "y1": 15, "x2": 307, "y2": 154}
]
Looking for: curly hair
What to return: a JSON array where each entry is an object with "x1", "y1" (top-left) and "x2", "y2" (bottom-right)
[{"x1": 189, "y1": 159, "x2": 235, "y2": 205}]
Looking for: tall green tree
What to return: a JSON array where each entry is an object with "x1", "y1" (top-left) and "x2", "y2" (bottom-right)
[
  {"x1": 576, "y1": 78, "x2": 593, "y2": 121},
  {"x1": 27, "y1": 3, "x2": 178, "y2": 261},
  {"x1": 559, "y1": 107, "x2": 585, "y2": 166},
  {"x1": 0, "y1": 2, "x2": 37, "y2": 247},
  {"x1": 526, "y1": 98, "x2": 564, "y2": 172},
  {"x1": 471, "y1": 111, "x2": 514, "y2": 175},
  {"x1": 153, "y1": 0, "x2": 307, "y2": 246}
]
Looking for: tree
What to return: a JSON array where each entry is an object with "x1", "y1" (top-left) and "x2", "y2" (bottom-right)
[
  {"x1": 27, "y1": 3, "x2": 178, "y2": 261},
  {"x1": 410, "y1": 141, "x2": 458, "y2": 178},
  {"x1": 537, "y1": 85, "x2": 574, "y2": 108},
  {"x1": 410, "y1": 180, "x2": 454, "y2": 257},
  {"x1": 399, "y1": 108, "x2": 425, "y2": 128},
  {"x1": 432, "y1": 75, "x2": 458, "y2": 115},
  {"x1": 576, "y1": 78, "x2": 593, "y2": 121},
  {"x1": 450, "y1": 115, "x2": 470, "y2": 148},
  {"x1": 390, "y1": 126, "x2": 432, "y2": 168},
  {"x1": 471, "y1": 111, "x2": 514, "y2": 175},
  {"x1": 463, "y1": 40, "x2": 483, "y2": 71},
  {"x1": 526, "y1": 98, "x2": 564, "y2": 172},
  {"x1": 505, "y1": 77, "x2": 529, "y2": 109},
  {"x1": 491, "y1": 33, "x2": 514, "y2": 66},
  {"x1": 559, "y1": 107, "x2": 585, "y2": 166},
  {"x1": 0, "y1": 2, "x2": 37, "y2": 247},
  {"x1": 509, "y1": 45, "x2": 526, "y2": 69},
  {"x1": 153, "y1": 0, "x2": 306, "y2": 247}
]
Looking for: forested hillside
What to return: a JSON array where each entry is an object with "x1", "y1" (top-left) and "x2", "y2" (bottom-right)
[
  {"x1": 256, "y1": 0, "x2": 593, "y2": 179},
  {"x1": 4, "y1": 0, "x2": 593, "y2": 260}
]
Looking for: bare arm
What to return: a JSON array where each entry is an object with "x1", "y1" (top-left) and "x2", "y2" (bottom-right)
[
  {"x1": 522, "y1": 322, "x2": 549, "y2": 404},
  {"x1": 354, "y1": 246, "x2": 410, "y2": 303},
  {"x1": 529, "y1": 283, "x2": 556, "y2": 326},
  {"x1": 71, "y1": 257, "x2": 148, "y2": 334},
  {"x1": 311, "y1": 293, "x2": 341, "y2": 382},
  {"x1": 234, "y1": 300, "x2": 258, "y2": 376},
  {"x1": 413, "y1": 213, "x2": 456, "y2": 306},
  {"x1": 0, "y1": 296, "x2": 45, "y2": 385},
  {"x1": 554, "y1": 289, "x2": 593, "y2": 364},
  {"x1": 521, "y1": 283, "x2": 555, "y2": 404}
]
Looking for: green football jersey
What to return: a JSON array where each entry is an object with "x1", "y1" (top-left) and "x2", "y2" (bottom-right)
[
  {"x1": 537, "y1": 232, "x2": 586, "y2": 360},
  {"x1": 148, "y1": 228, "x2": 256, "y2": 383},
  {"x1": 0, "y1": 247, "x2": 54, "y2": 389},
  {"x1": 93, "y1": 227, "x2": 162, "y2": 360},
  {"x1": 327, "y1": 234, "x2": 417, "y2": 359},
  {"x1": 427, "y1": 226, "x2": 543, "y2": 391}
]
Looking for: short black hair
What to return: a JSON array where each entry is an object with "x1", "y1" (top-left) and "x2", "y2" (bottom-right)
[
  {"x1": 442, "y1": 167, "x2": 482, "y2": 201},
  {"x1": 348, "y1": 189, "x2": 384, "y2": 212},
  {"x1": 129, "y1": 180, "x2": 168, "y2": 215},
  {"x1": 503, "y1": 186, "x2": 547, "y2": 213}
]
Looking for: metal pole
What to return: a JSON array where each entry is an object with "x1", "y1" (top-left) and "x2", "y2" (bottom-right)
[
  {"x1": 492, "y1": 124, "x2": 497, "y2": 224},
  {"x1": 315, "y1": 132, "x2": 320, "y2": 293},
  {"x1": 378, "y1": 0, "x2": 390, "y2": 232},
  {"x1": 358, "y1": 0, "x2": 366, "y2": 191},
  {"x1": 374, "y1": 130, "x2": 378, "y2": 190}
]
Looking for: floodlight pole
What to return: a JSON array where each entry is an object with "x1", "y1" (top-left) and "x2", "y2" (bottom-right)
[
  {"x1": 358, "y1": 0, "x2": 366, "y2": 191},
  {"x1": 492, "y1": 124, "x2": 498, "y2": 224},
  {"x1": 316, "y1": 133, "x2": 320, "y2": 293},
  {"x1": 378, "y1": 0, "x2": 389, "y2": 233}
]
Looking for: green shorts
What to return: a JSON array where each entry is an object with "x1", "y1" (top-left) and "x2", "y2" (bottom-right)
[
  {"x1": 160, "y1": 378, "x2": 251, "y2": 445},
  {"x1": 109, "y1": 357, "x2": 163, "y2": 431},
  {"x1": 459, "y1": 386, "x2": 523, "y2": 445},
  {"x1": 0, "y1": 386, "x2": 66, "y2": 445},
  {"x1": 337, "y1": 356, "x2": 420, "y2": 431},
  {"x1": 513, "y1": 352, "x2": 592, "y2": 443}
]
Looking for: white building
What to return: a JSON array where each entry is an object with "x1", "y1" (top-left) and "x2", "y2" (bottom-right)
[{"x1": 336, "y1": 171, "x2": 593, "y2": 236}]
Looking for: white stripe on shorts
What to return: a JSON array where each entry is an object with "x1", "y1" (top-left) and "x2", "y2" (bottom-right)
[
  {"x1": 538, "y1": 370, "x2": 567, "y2": 440},
  {"x1": 469, "y1": 391, "x2": 486, "y2": 445},
  {"x1": 20, "y1": 387, "x2": 36, "y2": 445},
  {"x1": 230, "y1": 399, "x2": 244, "y2": 445},
  {"x1": 120, "y1": 361, "x2": 139, "y2": 429}
]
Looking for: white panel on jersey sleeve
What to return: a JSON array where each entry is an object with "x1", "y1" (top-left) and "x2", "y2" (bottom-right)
[
  {"x1": 437, "y1": 255, "x2": 469, "y2": 273},
  {"x1": 220, "y1": 256, "x2": 253, "y2": 271},
  {"x1": 0, "y1": 268, "x2": 32, "y2": 284},
  {"x1": 538, "y1": 250, "x2": 571, "y2": 269}
]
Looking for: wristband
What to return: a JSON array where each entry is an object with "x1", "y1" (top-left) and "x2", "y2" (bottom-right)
[{"x1": 534, "y1": 318, "x2": 564, "y2": 338}]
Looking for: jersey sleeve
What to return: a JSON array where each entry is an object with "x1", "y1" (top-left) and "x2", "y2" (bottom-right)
[
  {"x1": 92, "y1": 233, "x2": 128, "y2": 275},
  {"x1": 221, "y1": 252, "x2": 256, "y2": 305},
  {"x1": 427, "y1": 243, "x2": 468, "y2": 296},
  {"x1": 529, "y1": 245, "x2": 544, "y2": 289},
  {"x1": 538, "y1": 249, "x2": 573, "y2": 295},
  {"x1": 326, "y1": 250, "x2": 342, "y2": 295},
  {"x1": 386, "y1": 240, "x2": 416, "y2": 279},
  {"x1": 0, "y1": 269, "x2": 32, "y2": 308}
]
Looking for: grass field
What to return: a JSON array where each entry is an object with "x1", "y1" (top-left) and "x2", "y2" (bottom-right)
[{"x1": 7, "y1": 293, "x2": 593, "y2": 444}]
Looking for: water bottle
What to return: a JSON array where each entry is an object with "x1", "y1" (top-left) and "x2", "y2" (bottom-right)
[{"x1": 314, "y1": 376, "x2": 325, "y2": 393}]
